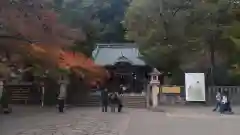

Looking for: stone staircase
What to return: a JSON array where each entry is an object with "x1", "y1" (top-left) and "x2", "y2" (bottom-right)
[
  {"x1": 10, "y1": 87, "x2": 30, "y2": 104},
  {"x1": 122, "y1": 95, "x2": 146, "y2": 108},
  {"x1": 77, "y1": 94, "x2": 146, "y2": 108},
  {"x1": 77, "y1": 95, "x2": 101, "y2": 107}
]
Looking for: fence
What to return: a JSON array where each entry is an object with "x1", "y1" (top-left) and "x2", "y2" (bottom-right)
[
  {"x1": 207, "y1": 86, "x2": 240, "y2": 105},
  {"x1": 159, "y1": 86, "x2": 240, "y2": 105}
]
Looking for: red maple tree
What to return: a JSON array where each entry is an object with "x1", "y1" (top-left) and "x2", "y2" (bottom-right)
[
  {"x1": 0, "y1": 0, "x2": 108, "y2": 84},
  {"x1": 0, "y1": 0, "x2": 84, "y2": 47}
]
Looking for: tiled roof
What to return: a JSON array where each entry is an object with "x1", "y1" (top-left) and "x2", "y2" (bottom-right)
[{"x1": 92, "y1": 43, "x2": 146, "y2": 66}]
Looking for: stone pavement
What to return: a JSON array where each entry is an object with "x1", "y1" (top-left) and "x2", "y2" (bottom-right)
[
  {"x1": 125, "y1": 106, "x2": 240, "y2": 135},
  {"x1": 1, "y1": 106, "x2": 240, "y2": 135},
  {"x1": 0, "y1": 106, "x2": 130, "y2": 135}
]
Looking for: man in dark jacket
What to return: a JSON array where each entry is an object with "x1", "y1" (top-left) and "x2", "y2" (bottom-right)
[{"x1": 101, "y1": 88, "x2": 109, "y2": 112}]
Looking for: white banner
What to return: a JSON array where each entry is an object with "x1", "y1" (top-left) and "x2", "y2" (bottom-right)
[{"x1": 185, "y1": 73, "x2": 206, "y2": 101}]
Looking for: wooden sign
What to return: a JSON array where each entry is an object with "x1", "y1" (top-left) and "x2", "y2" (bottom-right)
[{"x1": 161, "y1": 86, "x2": 181, "y2": 94}]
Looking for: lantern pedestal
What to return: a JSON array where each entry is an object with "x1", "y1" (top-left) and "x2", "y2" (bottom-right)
[{"x1": 147, "y1": 68, "x2": 161, "y2": 109}]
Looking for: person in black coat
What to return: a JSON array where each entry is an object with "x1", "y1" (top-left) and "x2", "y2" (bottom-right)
[
  {"x1": 0, "y1": 81, "x2": 11, "y2": 114},
  {"x1": 101, "y1": 88, "x2": 109, "y2": 112}
]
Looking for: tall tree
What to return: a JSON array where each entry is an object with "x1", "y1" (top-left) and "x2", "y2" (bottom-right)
[
  {"x1": 124, "y1": 0, "x2": 196, "y2": 71},
  {"x1": 56, "y1": 0, "x2": 130, "y2": 44},
  {"x1": 0, "y1": 0, "x2": 108, "y2": 83},
  {"x1": 0, "y1": 0, "x2": 82, "y2": 75},
  {"x1": 124, "y1": 0, "x2": 239, "y2": 84},
  {"x1": 226, "y1": 4, "x2": 240, "y2": 84},
  {"x1": 0, "y1": 0, "x2": 82, "y2": 47}
]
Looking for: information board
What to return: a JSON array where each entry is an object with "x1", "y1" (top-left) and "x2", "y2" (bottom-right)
[{"x1": 185, "y1": 73, "x2": 206, "y2": 101}]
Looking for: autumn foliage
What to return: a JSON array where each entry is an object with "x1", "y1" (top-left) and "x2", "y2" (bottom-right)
[
  {"x1": 0, "y1": 0, "x2": 84, "y2": 46},
  {"x1": 0, "y1": 0, "x2": 108, "y2": 84},
  {"x1": 28, "y1": 44, "x2": 108, "y2": 84}
]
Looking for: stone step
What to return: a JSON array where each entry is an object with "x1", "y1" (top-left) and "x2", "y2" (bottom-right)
[
  {"x1": 10, "y1": 88, "x2": 30, "y2": 104},
  {"x1": 121, "y1": 95, "x2": 146, "y2": 108},
  {"x1": 79, "y1": 103, "x2": 100, "y2": 106},
  {"x1": 77, "y1": 95, "x2": 147, "y2": 108}
]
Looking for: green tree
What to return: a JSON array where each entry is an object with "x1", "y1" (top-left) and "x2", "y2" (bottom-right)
[
  {"x1": 124, "y1": 0, "x2": 239, "y2": 84},
  {"x1": 227, "y1": 6, "x2": 240, "y2": 84},
  {"x1": 124, "y1": 0, "x2": 197, "y2": 71},
  {"x1": 55, "y1": 0, "x2": 130, "y2": 44}
]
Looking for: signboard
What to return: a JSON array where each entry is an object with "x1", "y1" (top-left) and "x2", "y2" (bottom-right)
[
  {"x1": 162, "y1": 86, "x2": 181, "y2": 94},
  {"x1": 185, "y1": 73, "x2": 206, "y2": 101}
]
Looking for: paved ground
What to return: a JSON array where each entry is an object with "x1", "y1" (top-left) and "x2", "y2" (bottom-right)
[
  {"x1": 0, "y1": 106, "x2": 130, "y2": 135},
  {"x1": 125, "y1": 106, "x2": 240, "y2": 135},
  {"x1": 1, "y1": 106, "x2": 240, "y2": 135}
]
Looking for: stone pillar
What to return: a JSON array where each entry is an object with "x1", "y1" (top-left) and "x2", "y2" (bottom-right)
[
  {"x1": 148, "y1": 68, "x2": 161, "y2": 108},
  {"x1": 151, "y1": 85, "x2": 159, "y2": 107}
]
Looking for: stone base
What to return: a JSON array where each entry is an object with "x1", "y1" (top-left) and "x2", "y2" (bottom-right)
[{"x1": 0, "y1": 107, "x2": 12, "y2": 114}]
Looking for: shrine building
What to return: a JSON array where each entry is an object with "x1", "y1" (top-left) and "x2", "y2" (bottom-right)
[{"x1": 92, "y1": 43, "x2": 152, "y2": 93}]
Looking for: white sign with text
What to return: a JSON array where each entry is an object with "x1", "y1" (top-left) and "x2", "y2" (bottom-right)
[{"x1": 185, "y1": 73, "x2": 206, "y2": 101}]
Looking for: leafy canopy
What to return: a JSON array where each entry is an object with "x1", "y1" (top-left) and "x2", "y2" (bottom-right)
[{"x1": 124, "y1": 0, "x2": 239, "y2": 72}]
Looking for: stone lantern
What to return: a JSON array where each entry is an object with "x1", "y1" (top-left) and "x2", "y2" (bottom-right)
[
  {"x1": 147, "y1": 68, "x2": 161, "y2": 108},
  {"x1": 149, "y1": 68, "x2": 161, "y2": 85}
]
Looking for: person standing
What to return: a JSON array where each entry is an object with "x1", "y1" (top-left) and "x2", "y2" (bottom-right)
[
  {"x1": 0, "y1": 79, "x2": 3, "y2": 100},
  {"x1": 119, "y1": 85, "x2": 124, "y2": 95},
  {"x1": 57, "y1": 76, "x2": 68, "y2": 113},
  {"x1": 220, "y1": 90, "x2": 233, "y2": 114},
  {"x1": 110, "y1": 92, "x2": 118, "y2": 112},
  {"x1": 0, "y1": 80, "x2": 11, "y2": 114},
  {"x1": 101, "y1": 88, "x2": 109, "y2": 112},
  {"x1": 117, "y1": 93, "x2": 123, "y2": 112},
  {"x1": 213, "y1": 89, "x2": 222, "y2": 112}
]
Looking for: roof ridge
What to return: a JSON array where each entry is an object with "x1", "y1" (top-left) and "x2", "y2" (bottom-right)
[{"x1": 96, "y1": 43, "x2": 137, "y2": 48}]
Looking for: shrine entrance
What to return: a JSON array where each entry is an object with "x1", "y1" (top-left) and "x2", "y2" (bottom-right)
[
  {"x1": 114, "y1": 61, "x2": 134, "y2": 93},
  {"x1": 106, "y1": 61, "x2": 150, "y2": 93},
  {"x1": 92, "y1": 43, "x2": 152, "y2": 93}
]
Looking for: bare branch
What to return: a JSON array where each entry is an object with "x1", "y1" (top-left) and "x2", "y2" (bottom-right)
[{"x1": 0, "y1": 35, "x2": 33, "y2": 44}]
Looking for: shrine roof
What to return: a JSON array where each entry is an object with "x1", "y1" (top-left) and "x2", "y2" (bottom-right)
[{"x1": 92, "y1": 43, "x2": 146, "y2": 66}]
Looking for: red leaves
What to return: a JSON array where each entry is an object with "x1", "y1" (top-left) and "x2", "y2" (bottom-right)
[
  {"x1": 58, "y1": 50, "x2": 108, "y2": 81},
  {"x1": 27, "y1": 44, "x2": 108, "y2": 84},
  {"x1": 0, "y1": 0, "x2": 107, "y2": 85},
  {"x1": 0, "y1": 0, "x2": 84, "y2": 47}
]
